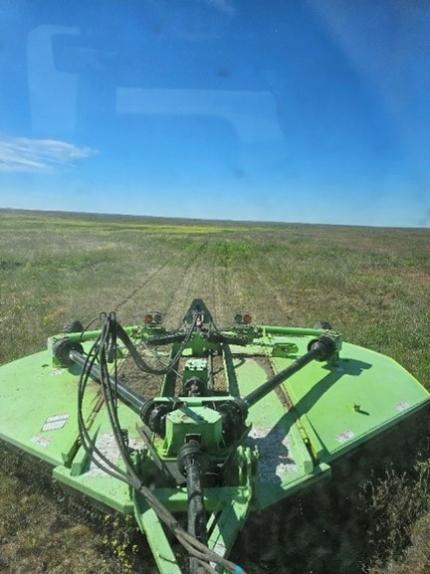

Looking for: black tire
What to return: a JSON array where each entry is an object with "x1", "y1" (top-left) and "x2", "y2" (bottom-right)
[
  {"x1": 53, "y1": 338, "x2": 84, "y2": 366},
  {"x1": 313, "y1": 320, "x2": 333, "y2": 330},
  {"x1": 63, "y1": 319, "x2": 84, "y2": 333}
]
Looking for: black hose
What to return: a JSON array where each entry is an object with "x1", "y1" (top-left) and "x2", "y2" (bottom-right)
[
  {"x1": 76, "y1": 313, "x2": 245, "y2": 574},
  {"x1": 116, "y1": 313, "x2": 197, "y2": 375}
]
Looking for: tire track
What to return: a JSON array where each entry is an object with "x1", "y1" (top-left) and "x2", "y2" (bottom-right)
[
  {"x1": 239, "y1": 234, "x2": 294, "y2": 324},
  {"x1": 160, "y1": 242, "x2": 209, "y2": 327},
  {"x1": 112, "y1": 241, "x2": 200, "y2": 323},
  {"x1": 162, "y1": 240, "x2": 211, "y2": 327},
  {"x1": 211, "y1": 239, "x2": 254, "y2": 326},
  {"x1": 113, "y1": 258, "x2": 173, "y2": 312},
  {"x1": 247, "y1": 263, "x2": 294, "y2": 323},
  {"x1": 212, "y1": 246, "x2": 233, "y2": 326},
  {"x1": 211, "y1": 246, "x2": 221, "y2": 324}
]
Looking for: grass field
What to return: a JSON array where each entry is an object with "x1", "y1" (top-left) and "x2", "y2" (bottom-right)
[{"x1": 1, "y1": 209, "x2": 430, "y2": 573}]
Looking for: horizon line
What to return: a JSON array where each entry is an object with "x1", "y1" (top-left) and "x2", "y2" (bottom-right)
[{"x1": 0, "y1": 206, "x2": 429, "y2": 232}]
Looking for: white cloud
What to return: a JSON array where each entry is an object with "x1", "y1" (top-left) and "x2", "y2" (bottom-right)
[{"x1": 0, "y1": 136, "x2": 97, "y2": 173}]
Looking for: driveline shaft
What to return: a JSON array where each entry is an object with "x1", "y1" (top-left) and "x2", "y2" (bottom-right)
[{"x1": 243, "y1": 335, "x2": 337, "y2": 408}]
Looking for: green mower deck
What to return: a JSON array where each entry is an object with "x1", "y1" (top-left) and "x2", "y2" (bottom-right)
[{"x1": 0, "y1": 300, "x2": 428, "y2": 573}]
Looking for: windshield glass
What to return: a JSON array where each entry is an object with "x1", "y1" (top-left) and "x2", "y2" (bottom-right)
[
  {"x1": 1, "y1": 4, "x2": 430, "y2": 574},
  {"x1": 1, "y1": 1, "x2": 428, "y2": 225}
]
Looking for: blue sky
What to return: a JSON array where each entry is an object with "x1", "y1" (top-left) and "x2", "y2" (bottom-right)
[{"x1": 1, "y1": 0, "x2": 429, "y2": 227}]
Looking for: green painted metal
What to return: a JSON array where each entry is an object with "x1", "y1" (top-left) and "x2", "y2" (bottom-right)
[
  {"x1": 261, "y1": 325, "x2": 325, "y2": 336},
  {"x1": 163, "y1": 406, "x2": 223, "y2": 455},
  {"x1": 0, "y1": 348, "x2": 99, "y2": 466},
  {"x1": 273, "y1": 340, "x2": 429, "y2": 463},
  {"x1": 231, "y1": 352, "x2": 331, "y2": 509},
  {"x1": 207, "y1": 446, "x2": 255, "y2": 570},
  {"x1": 1, "y1": 310, "x2": 429, "y2": 574},
  {"x1": 182, "y1": 358, "x2": 209, "y2": 391},
  {"x1": 134, "y1": 496, "x2": 182, "y2": 574}
]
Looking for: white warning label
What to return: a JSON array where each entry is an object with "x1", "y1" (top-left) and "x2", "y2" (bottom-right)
[
  {"x1": 42, "y1": 414, "x2": 69, "y2": 432},
  {"x1": 336, "y1": 430, "x2": 355, "y2": 443},
  {"x1": 31, "y1": 435, "x2": 50, "y2": 447},
  {"x1": 395, "y1": 401, "x2": 410, "y2": 412}
]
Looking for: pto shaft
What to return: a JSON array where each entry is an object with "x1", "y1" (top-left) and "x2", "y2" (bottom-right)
[
  {"x1": 69, "y1": 350, "x2": 147, "y2": 414},
  {"x1": 243, "y1": 335, "x2": 336, "y2": 408},
  {"x1": 178, "y1": 441, "x2": 207, "y2": 573}
]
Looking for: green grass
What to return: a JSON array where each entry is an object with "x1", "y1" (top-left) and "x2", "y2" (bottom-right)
[{"x1": 1, "y1": 208, "x2": 430, "y2": 573}]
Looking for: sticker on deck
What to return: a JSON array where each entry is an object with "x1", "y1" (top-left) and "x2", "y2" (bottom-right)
[
  {"x1": 210, "y1": 541, "x2": 227, "y2": 567},
  {"x1": 396, "y1": 400, "x2": 410, "y2": 412},
  {"x1": 336, "y1": 430, "x2": 355, "y2": 443},
  {"x1": 50, "y1": 368, "x2": 64, "y2": 376},
  {"x1": 42, "y1": 414, "x2": 69, "y2": 432},
  {"x1": 86, "y1": 433, "x2": 146, "y2": 477},
  {"x1": 31, "y1": 435, "x2": 50, "y2": 447}
]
